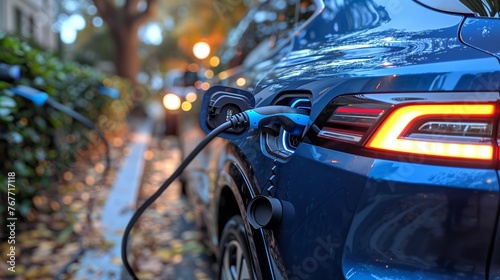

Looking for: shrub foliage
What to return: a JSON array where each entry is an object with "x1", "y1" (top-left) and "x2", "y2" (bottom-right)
[{"x1": 0, "y1": 33, "x2": 133, "y2": 224}]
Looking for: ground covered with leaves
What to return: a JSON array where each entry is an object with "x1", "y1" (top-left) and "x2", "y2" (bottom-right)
[
  {"x1": 1, "y1": 120, "x2": 215, "y2": 280},
  {"x1": 0, "y1": 126, "x2": 130, "y2": 280},
  {"x1": 127, "y1": 135, "x2": 215, "y2": 279}
]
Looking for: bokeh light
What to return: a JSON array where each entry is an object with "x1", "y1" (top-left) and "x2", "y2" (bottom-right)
[
  {"x1": 210, "y1": 56, "x2": 220, "y2": 67},
  {"x1": 205, "y1": 69, "x2": 214, "y2": 79},
  {"x1": 163, "y1": 93, "x2": 181, "y2": 110},
  {"x1": 181, "y1": 101, "x2": 192, "y2": 111},
  {"x1": 186, "y1": 92, "x2": 197, "y2": 103},
  {"x1": 236, "y1": 77, "x2": 247, "y2": 87},
  {"x1": 201, "y1": 82, "x2": 210, "y2": 90},
  {"x1": 193, "y1": 42, "x2": 211, "y2": 59}
]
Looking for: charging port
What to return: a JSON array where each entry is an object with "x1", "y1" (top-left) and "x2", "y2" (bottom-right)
[{"x1": 262, "y1": 94, "x2": 312, "y2": 160}]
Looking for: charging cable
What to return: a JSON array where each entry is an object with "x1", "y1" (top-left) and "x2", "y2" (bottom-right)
[
  {"x1": 121, "y1": 106, "x2": 309, "y2": 279},
  {"x1": 1, "y1": 61, "x2": 115, "y2": 176},
  {"x1": 9, "y1": 85, "x2": 111, "y2": 177},
  {"x1": 1, "y1": 63, "x2": 115, "y2": 279}
]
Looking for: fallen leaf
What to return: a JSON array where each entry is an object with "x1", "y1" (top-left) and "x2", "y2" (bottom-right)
[
  {"x1": 154, "y1": 249, "x2": 173, "y2": 263},
  {"x1": 136, "y1": 271, "x2": 156, "y2": 279},
  {"x1": 111, "y1": 257, "x2": 122, "y2": 264},
  {"x1": 25, "y1": 265, "x2": 48, "y2": 278},
  {"x1": 58, "y1": 242, "x2": 80, "y2": 256},
  {"x1": 137, "y1": 258, "x2": 163, "y2": 274}
]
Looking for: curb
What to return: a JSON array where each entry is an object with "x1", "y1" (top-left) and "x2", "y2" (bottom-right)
[{"x1": 74, "y1": 117, "x2": 154, "y2": 280}]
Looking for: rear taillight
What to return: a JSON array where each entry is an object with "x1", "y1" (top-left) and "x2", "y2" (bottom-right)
[
  {"x1": 366, "y1": 104, "x2": 495, "y2": 160},
  {"x1": 318, "y1": 104, "x2": 389, "y2": 143},
  {"x1": 310, "y1": 93, "x2": 499, "y2": 163}
]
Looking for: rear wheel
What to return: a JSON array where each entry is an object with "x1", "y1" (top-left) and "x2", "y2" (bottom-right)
[
  {"x1": 218, "y1": 216, "x2": 253, "y2": 280},
  {"x1": 164, "y1": 110, "x2": 179, "y2": 136}
]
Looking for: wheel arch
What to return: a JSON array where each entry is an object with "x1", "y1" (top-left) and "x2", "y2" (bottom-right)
[
  {"x1": 217, "y1": 185, "x2": 240, "y2": 241},
  {"x1": 213, "y1": 146, "x2": 276, "y2": 280}
]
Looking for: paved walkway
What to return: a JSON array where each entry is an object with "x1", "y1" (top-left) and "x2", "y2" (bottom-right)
[{"x1": 75, "y1": 117, "x2": 154, "y2": 280}]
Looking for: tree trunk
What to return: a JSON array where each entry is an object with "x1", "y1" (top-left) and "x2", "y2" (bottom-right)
[
  {"x1": 92, "y1": 0, "x2": 158, "y2": 88},
  {"x1": 112, "y1": 26, "x2": 140, "y2": 88}
]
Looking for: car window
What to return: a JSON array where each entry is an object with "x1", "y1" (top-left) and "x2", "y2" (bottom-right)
[
  {"x1": 294, "y1": 0, "x2": 390, "y2": 50},
  {"x1": 218, "y1": 0, "x2": 298, "y2": 71},
  {"x1": 460, "y1": 0, "x2": 500, "y2": 17},
  {"x1": 430, "y1": 0, "x2": 500, "y2": 17},
  {"x1": 298, "y1": 0, "x2": 317, "y2": 26}
]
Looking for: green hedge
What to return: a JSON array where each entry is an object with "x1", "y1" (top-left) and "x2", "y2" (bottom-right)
[{"x1": 0, "y1": 33, "x2": 133, "y2": 224}]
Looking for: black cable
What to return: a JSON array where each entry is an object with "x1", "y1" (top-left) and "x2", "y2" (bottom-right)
[
  {"x1": 45, "y1": 98, "x2": 111, "y2": 178},
  {"x1": 121, "y1": 120, "x2": 234, "y2": 280}
]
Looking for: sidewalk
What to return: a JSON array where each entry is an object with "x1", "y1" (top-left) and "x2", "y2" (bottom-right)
[{"x1": 74, "y1": 117, "x2": 154, "y2": 279}]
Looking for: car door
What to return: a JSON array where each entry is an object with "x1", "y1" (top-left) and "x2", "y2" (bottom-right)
[{"x1": 238, "y1": 0, "x2": 500, "y2": 279}]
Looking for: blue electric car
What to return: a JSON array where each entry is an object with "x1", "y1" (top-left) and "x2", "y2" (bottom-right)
[{"x1": 182, "y1": 0, "x2": 500, "y2": 279}]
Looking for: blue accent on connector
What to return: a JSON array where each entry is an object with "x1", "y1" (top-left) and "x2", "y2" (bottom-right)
[
  {"x1": 283, "y1": 98, "x2": 311, "y2": 152},
  {"x1": 247, "y1": 111, "x2": 309, "y2": 127},
  {"x1": 10, "y1": 85, "x2": 49, "y2": 106},
  {"x1": 246, "y1": 109, "x2": 309, "y2": 136},
  {"x1": 98, "y1": 86, "x2": 120, "y2": 99}
]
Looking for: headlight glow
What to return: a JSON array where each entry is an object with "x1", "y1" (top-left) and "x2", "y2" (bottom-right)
[{"x1": 163, "y1": 93, "x2": 181, "y2": 110}]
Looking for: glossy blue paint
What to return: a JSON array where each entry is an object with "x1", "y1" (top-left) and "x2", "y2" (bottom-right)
[
  {"x1": 183, "y1": 0, "x2": 500, "y2": 279},
  {"x1": 261, "y1": 142, "x2": 499, "y2": 279},
  {"x1": 344, "y1": 160, "x2": 499, "y2": 279},
  {"x1": 461, "y1": 18, "x2": 500, "y2": 60}
]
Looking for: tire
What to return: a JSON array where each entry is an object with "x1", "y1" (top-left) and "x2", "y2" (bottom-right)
[
  {"x1": 218, "y1": 216, "x2": 254, "y2": 280},
  {"x1": 179, "y1": 175, "x2": 187, "y2": 196},
  {"x1": 165, "y1": 111, "x2": 179, "y2": 136}
]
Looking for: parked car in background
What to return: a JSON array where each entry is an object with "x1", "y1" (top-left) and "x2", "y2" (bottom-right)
[
  {"x1": 161, "y1": 69, "x2": 199, "y2": 135},
  {"x1": 182, "y1": 0, "x2": 500, "y2": 279}
]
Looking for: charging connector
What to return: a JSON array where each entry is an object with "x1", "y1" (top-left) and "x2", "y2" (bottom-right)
[
  {"x1": 245, "y1": 106, "x2": 309, "y2": 136},
  {"x1": 121, "y1": 105, "x2": 310, "y2": 279}
]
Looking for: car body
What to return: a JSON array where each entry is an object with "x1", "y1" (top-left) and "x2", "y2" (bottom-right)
[{"x1": 181, "y1": 0, "x2": 500, "y2": 279}]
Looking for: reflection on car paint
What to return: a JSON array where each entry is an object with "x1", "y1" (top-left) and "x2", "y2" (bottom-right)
[{"x1": 183, "y1": 0, "x2": 500, "y2": 279}]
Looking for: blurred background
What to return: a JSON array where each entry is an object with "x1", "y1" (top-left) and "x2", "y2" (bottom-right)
[{"x1": 4, "y1": 0, "x2": 252, "y2": 87}]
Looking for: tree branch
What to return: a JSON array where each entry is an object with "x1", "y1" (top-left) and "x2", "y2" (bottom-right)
[
  {"x1": 93, "y1": 0, "x2": 117, "y2": 29},
  {"x1": 124, "y1": 0, "x2": 140, "y2": 16},
  {"x1": 130, "y1": 0, "x2": 158, "y2": 25}
]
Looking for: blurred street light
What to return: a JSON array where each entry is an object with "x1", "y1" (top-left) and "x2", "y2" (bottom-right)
[
  {"x1": 186, "y1": 92, "x2": 197, "y2": 103},
  {"x1": 236, "y1": 77, "x2": 246, "y2": 87},
  {"x1": 209, "y1": 56, "x2": 220, "y2": 67},
  {"x1": 163, "y1": 93, "x2": 181, "y2": 110},
  {"x1": 193, "y1": 42, "x2": 211, "y2": 60},
  {"x1": 181, "y1": 101, "x2": 192, "y2": 112}
]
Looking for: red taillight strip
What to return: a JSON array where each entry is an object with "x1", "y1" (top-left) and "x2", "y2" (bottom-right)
[
  {"x1": 366, "y1": 104, "x2": 495, "y2": 160},
  {"x1": 335, "y1": 107, "x2": 385, "y2": 115}
]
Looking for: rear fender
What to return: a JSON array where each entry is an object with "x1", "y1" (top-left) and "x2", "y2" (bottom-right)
[{"x1": 213, "y1": 144, "x2": 278, "y2": 280}]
